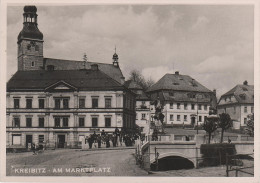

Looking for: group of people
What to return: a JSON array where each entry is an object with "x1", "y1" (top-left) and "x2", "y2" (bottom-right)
[{"x1": 85, "y1": 128, "x2": 138, "y2": 149}]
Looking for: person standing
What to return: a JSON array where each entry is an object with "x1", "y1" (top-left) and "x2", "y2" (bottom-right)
[
  {"x1": 115, "y1": 127, "x2": 120, "y2": 146},
  {"x1": 32, "y1": 143, "x2": 36, "y2": 155},
  {"x1": 112, "y1": 133, "x2": 117, "y2": 147},
  {"x1": 105, "y1": 134, "x2": 110, "y2": 148},
  {"x1": 88, "y1": 134, "x2": 93, "y2": 149},
  {"x1": 92, "y1": 131, "x2": 97, "y2": 148},
  {"x1": 97, "y1": 134, "x2": 102, "y2": 148}
]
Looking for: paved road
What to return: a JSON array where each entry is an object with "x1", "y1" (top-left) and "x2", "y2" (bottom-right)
[{"x1": 6, "y1": 149, "x2": 148, "y2": 176}]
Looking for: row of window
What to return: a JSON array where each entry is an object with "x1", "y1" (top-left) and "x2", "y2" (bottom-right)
[
  {"x1": 244, "y1": 106, "x2": 254, "y2": 113},
  {"x1": 13, "y1": 97, "x2": 112, "y2": 109},
  {"x1": 169, "y1": 114, "x2": 206, "y2": 122},
  {"x1": 12, "y1": 134, "x2": 44, "y2": 145},
  {"x1": 169, "y1": 103, "x2": 207, "y2": 110},
  {"x1": 12, "y1": 116, "x2": 113, "y2": 128}
]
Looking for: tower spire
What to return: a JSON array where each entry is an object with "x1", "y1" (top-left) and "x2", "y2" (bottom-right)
[
  {"x1": 17, "y1": 5, "x2": 44, "y2": 71},
  {"x1": 112, "y1": 46, "x2": 119, "y2": 67}
]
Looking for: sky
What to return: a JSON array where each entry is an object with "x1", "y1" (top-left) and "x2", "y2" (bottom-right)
[{"x1": 7, "y1": 4, "x2": 254, "y2": 97}]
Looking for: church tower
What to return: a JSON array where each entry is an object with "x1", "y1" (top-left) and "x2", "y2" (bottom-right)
[
  {"x1": 112, "y1": 47, "x2": 119, "y2": 67},
  {"x1": 17, "y1": 6, "x2": 44, "y2": 71}
]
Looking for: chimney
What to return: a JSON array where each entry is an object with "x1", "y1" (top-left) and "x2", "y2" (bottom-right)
[
  {"x1": 243, "y1": 80, "x2": 248, "y2": 85},
  {"x1": 120, "y1": 77, "x2": 125, "y2": 85},
  {"x1": 175, "y1": 71, "x2": 179, "y2": 75},
  {"x1": 91, "y1": 64, "x2": 98, "y2": 71}
]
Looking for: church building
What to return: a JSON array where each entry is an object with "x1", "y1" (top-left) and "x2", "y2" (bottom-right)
[{"x1": 6, "y1": 6, "x2": 136, "y2": 149}]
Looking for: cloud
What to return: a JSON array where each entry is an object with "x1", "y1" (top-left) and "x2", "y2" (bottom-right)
[
  {"x1": 141, "y1": 66, "x2": 174, "y2": 82},
  {"x1": 6, "y1": 5, "x2": 254, "y2": 97}
]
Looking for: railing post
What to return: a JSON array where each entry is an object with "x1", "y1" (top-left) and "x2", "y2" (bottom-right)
[
  {"x1": 226, "y1": 153, "x2": 229, "y2": 177},
  {"x1": 195, "y1": 147, "x2": 198, "y2": 168}
]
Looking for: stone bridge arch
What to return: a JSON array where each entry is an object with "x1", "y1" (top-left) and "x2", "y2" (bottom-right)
[{"x1": 150, "y1": 152, "x2": 196, "y2": 168}]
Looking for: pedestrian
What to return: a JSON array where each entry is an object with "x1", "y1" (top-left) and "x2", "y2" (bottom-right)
[
  {"x1": 119, "y1": 133, "x2": 123, "y2": 146},
  {"x1": 88, "y1": 135, "x2": 93, "y2": 149},
  {"x1": 97, "y1": 134, "x2": 102, "y2": 148},
  {"x1": 105, "y1": 134, "x2": 110, "y2": 148},
  {"x1": 92, "y1": 131, "x2": 97, "y2": 148},
  {"x1": 115, "y1": 127, "x2": 120, "y2": 146},
  {"x1": 32, "y1": 143, "x2": 36, "y2": 155},
  {"x1": 101, "y1": 129, "x2": 105, "y2": 136},
  {"x1": 112, "y1": 133, "x2": 117, "y2": 147}
]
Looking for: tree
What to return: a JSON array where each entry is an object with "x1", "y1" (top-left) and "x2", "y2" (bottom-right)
[
  {"x1": 129, "y1": 69, "x2": 155, "y2": 90},
  {"x1": 203, "y1": 115, "x2": 218, "y2": 144},
  {"x1": 245, "y1": 113, "x2": 254, "y2": 137},
  {"x1": 218, "y1": 113, "x2": 232, "y2": 143}
]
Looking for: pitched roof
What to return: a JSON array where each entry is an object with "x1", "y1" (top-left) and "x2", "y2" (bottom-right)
[
  {"x1": 124, "y1": 80, "x2": 150, "y2": 100},
  {"x1": 146, "y1": 73, "x2": 212, "y2": 93},
  {"x1": 221, "y1": 84, "x2": 254, "y2": 104},
  {"x1": 124, "y1": 80, "x2": 143, "y2": 90},
  {"x1": 7, "y1": 69, "x2": 125, "y2": 92},
  {"x1": 43, "y1": 58, "x2": 124, "y2": 84}
]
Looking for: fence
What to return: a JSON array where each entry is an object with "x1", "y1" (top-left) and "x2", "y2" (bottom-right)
[{"x1": 226, "y1": 153, "x2": 254, "y2": 177}]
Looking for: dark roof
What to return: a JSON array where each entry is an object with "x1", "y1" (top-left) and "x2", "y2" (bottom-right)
[
  {"x1": 124, "y1": 80, "x2": 150, "y2": 100},
  {"x1": 43, "y1": 58, "x2": 124, "y2": 83},
  {"x1": 146, "y1": 73, "x2": 212, "y2": 93},
  {"x1": 7, "y1": 70, "x2": 125, "y2": 92},
  {"x1": 124, "y1": 80, "x2": 143, "y2": 90},
  {"x1": 136, "y1": 90, "x2": 150, "y2": 100},
  {"x1": 24, "y1": 6, "x2": 37, "y2": 13},
  {"x1": 221, "y1": 84, "x2": 254, "y2": 104},
  {"x1": 18, "y1": 23, "x2": 43, "y2": 41}
]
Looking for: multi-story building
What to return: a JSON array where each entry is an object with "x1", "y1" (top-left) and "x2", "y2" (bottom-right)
[
  {"x1": 6, "y1": 6, "x2": 136, "y2": 149},
  {"x1": 217, "y1": 81, "x2": 254, "y2": 129},
  {"x1": 146, "y1": 71, "x2": 217, "y2": 127},
  {"x1": 125, "y1": 80, "x2": 151, "y2": 136}
]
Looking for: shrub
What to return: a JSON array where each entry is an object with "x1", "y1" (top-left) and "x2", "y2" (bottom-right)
[{"x1": 200, "y1": 143, "x2": 236, "y2": 166}]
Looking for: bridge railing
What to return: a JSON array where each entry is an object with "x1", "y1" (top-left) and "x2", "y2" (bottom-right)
[
  {"x1": 205, "y1": 135, "x2": 253, "y2": 143},
  {"x1": 226, "y1": 153, "x2": 254, "y2": 177}
]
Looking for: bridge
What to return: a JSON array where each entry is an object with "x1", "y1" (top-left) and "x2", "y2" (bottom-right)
[{"x1": 135, "y1": 134, "x2": 254, "y2": 171}]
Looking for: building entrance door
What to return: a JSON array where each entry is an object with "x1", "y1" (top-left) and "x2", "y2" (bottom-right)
[
  {"x1": 26, "y1": 135, "x2": 32, "y2": 149},
  {"x1": 57, "y1": 135, "x2": 65, "y2": 148},
  {"x1": 191, "y1": 117, "x2": 196, "y2": 127}
]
